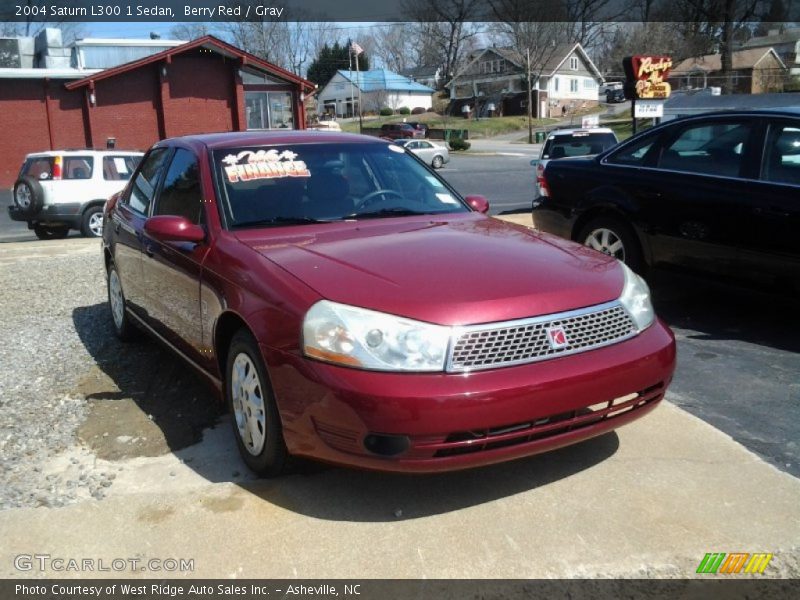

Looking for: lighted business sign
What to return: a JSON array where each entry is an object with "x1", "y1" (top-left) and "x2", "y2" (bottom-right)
[{"x1": 623, "y1": 56, "x2": 672, "y2": 100}]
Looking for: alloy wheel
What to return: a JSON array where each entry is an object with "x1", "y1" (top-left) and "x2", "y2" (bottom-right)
[{"x1": 585, "y1": 228, "x2": 626, "y2": 261}]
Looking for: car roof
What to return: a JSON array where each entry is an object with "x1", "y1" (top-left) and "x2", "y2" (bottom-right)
[
  {"x1": 548, "y1": 128, "x2": 615, "y2": 137},
  {"x1": 160, "y1": 130, "x2": 387, "y2": 151},
  {"x1": 25, "y1": 149, "x2": 143, "y2": 157}
]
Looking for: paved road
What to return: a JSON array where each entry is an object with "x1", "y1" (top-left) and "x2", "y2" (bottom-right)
[{"x1": 439, "y1": 151, "x2": 536, "y2": 215}]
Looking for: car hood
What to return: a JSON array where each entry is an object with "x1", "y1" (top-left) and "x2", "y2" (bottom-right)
[{"x1": 236, "y1": 214, "x2": 622, "y2": 325}]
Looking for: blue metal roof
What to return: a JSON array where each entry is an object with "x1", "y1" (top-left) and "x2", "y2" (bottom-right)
[{"x1": 337, "y1": 69, "x2": 434, "y2": 94}]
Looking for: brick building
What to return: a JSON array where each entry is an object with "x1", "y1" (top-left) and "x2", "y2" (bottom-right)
[{"x1": 0, "y1": 36, "x2": 315, "y2": 187}]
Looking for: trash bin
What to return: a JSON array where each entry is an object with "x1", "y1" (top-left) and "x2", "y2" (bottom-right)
[{"x1": 535, "y1": 131, "x2": 546, "y2": 143}]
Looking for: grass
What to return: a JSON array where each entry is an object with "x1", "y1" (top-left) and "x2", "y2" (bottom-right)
[
  {"x1": 605, "y1": 119, "x2": 654, "y2": 141},
  {"x1": 339, "y1": 113, "x2": 557, "y2": 138}
]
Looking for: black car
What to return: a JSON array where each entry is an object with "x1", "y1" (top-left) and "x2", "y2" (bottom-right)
[{"x1": 532, "y1": 110, "x2": 800, "y2": 290}]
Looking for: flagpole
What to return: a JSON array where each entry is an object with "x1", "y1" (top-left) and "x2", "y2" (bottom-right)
[
  {"x1": 348, "y1": 50, "x2": 355, "y2": 120},
  {"x1": 355, "y1": 51, "x2": 363, "y2": 134}
]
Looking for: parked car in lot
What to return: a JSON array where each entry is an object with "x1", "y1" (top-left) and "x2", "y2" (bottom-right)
[
  {"x1": 394, "y1": 138, "x2": 450, "y2": 168},
  {"x1": 9, "y1": 150, "x2": 143, "y2": 239},
  {"x1": 103, "y1": 130, "x2": 675, "y2": 476},
  {"x1": 605, "y1": 88, "x2": 626, "y2": 103},
  {"x1": 531, "y1": 128, "x2": 618, "y2": 200},
  {"x1": 380, "y1": 122, "x2": 425, "y2": 140},
  {"x1": 532, "y1": 110, "x2": 800, "y2": 289}
]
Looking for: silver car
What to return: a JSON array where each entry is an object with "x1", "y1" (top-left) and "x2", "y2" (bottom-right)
[
  {"x1": 395, "y1": 139, "x2": 450, "y2": 169},
  {"x1": 531, "y1": 127, "x2": 618, "y2": 201}
]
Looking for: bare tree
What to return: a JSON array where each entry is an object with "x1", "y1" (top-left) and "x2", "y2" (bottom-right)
[
  {"x1": 169, "y1": 23, "x2": 215, "y2": 41},
  {"x1": 365, "y1": 23, "x2": 414, "y2": 73},
  {"x1": 403, "y1": 1, "x2": 483, "y2": 82}
]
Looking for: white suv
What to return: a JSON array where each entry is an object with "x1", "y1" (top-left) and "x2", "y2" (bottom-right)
[{"x1": 9, "y1": 150, "x2": 143, "y2": 239}]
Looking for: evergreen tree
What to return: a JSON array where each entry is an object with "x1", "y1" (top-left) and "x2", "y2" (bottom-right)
[{"x1": 307, "y1": 40, "x2": 370, "y2": 88}]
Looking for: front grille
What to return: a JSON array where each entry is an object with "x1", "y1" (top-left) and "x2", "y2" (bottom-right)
[
  {"x1": 431, "y1": 383, "x2": 665, "y2": 458},
  {"x1": 447, "y1": 301, "x2": 636, "y2": 372}
]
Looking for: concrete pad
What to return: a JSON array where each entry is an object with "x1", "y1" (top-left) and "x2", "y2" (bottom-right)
[{"x1": 2, "y1": 401, "x2": 798, "y2": 579}]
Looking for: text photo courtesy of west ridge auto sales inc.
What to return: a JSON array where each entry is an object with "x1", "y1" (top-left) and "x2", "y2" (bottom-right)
[{"x1": 0, "y1": 1, "x2": 799, "y2": 598}]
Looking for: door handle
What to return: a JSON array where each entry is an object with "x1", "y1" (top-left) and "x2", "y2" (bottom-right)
[{"x1": 753, "y1": 206, "x2": 790, "y2": 217}]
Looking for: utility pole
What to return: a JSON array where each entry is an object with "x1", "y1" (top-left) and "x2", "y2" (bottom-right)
[{"x1": 527, "y1": 48, "x2": 533, "y2": 145}]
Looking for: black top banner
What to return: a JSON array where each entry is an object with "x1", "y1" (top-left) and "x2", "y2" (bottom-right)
[{"x1": 1, "y1": 0, "x2": 797, "y2": 23}]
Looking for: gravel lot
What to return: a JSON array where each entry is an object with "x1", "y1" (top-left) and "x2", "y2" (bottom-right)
[{"x1": 0, "y1": 240, "x2": 218, "y2": 510}]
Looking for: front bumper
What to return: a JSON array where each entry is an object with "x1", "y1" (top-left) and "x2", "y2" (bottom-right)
[
  {"x1": 265, "y1": 319, "x2": 676, "y2": 472},
  {"x1": 8, "y1": 203, "x2": 82, "y2": 228}
]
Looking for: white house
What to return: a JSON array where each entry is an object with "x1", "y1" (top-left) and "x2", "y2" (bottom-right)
[
  {"x1": 447, "y1": 43, "x2": 603, "y2": 118},
  {"x1": 317, "y1": 69, "x2": 434, "y2": 117}
]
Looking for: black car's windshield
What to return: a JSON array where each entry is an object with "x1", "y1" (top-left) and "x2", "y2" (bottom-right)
[{"x1": 214, "y1": 143, "x2": 467, "y2": 228}]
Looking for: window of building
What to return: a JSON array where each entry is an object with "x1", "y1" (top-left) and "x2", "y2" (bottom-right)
[
  {"x1": 245, "y1": 91, "x2": 295, "y2": 130},
  {"x1": 554, "y1": 77, "x2": 559, "y2": 92},
  {"x1": 570, "y1": 79, "x2": 578, "y2": 92},
  {"x1": 570, "y1": 56, "x2": 578, "y2": 70}
]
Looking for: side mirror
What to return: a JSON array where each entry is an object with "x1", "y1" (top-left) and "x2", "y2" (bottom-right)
[
  {"x1": 465, "y1": 194, "x2": 490, "y2": 214},
  {"x1": 144, "y1": 215, "x2": 205, "y2": 243}
]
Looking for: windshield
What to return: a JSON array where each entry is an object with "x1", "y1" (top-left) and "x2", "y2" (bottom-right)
[
  {"x1": 214, "y1": 143, "x2": 468, "y2": 228},
  {"x1": 542, "y1": 133, "x2": 617, "y2": 159}
]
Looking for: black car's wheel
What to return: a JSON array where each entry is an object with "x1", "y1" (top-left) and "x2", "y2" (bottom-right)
[
  {"x1": 226, "y1": 329, "x2": 288, "y2": 477},
  {"x1": 81, "y1": 205, "x2": 104, "y2": 238},
  {"x1": 578, "y1": 217, "x2": 643, "y2": 273},
  {"x1": 34, "y1": 226, "x2": 69, "y2": 240},
  {"x1": 107, "y1": 263, "x2": 138, "y2": 341},
  {"x1": 432, "y1": 155, "x2": 444, "y2": 169},
  {"x1": 13, "y1": 176, "x2": 44, "y2": 216}
]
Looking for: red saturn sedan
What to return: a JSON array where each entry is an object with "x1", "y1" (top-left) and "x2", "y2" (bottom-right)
[{"x1": 102, "y1": 131, "x2": 675, "y2": 476}]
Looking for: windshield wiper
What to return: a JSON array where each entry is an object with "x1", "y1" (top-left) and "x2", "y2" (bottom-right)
[
  {"x1": 345, "y1": 208, "x2": 432, "y2": 220},
  {"x1": 233, "y1": 216, "x2": 331, "y2": 228}
]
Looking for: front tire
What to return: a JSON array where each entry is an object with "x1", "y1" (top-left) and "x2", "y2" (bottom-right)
[
  {"x1": 107, "y1": 263, "x2": 138, "y2": 341},
  {"x1": 226, "y1": 329, "x2": 288, "y2": 477},
  {"x1": 578, "y1": 216, "x2": 643, "y2": 273},
  {"x1": 81, "y1": 205, "x2": 104, "y2": 238}
]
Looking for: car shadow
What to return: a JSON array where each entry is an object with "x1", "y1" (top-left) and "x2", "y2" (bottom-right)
[
  {"x1": 72, "y1": 301, "x2": 620, "y2": 521},
  {"x1": 649, "y1": 269, "x2": 800, "y2": 353}
]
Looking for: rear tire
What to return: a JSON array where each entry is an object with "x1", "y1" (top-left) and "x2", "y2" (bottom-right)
[
  {"x1": 81, "y1": 205, "x2": 104, "y2": 238},
  {"x1": 34, "y1": 226, "x2": 69, "y2": 240},
  {"x1": 578, "y1": 216, "x2": 644, "y2": 273},
  {"x1": 432, "y1": 155, "x2": 444, "y2": 169},
  {"x1": 226, "y1": 329, "x2": 288, "y2": 477}
]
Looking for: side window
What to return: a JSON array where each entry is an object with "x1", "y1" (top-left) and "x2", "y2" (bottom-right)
[
  {"x1": 126, "y1": 148, "x2": 170, "y2": 215},
  {"x1": 762, "y1": 124, "x2": 800, "y2": 186},
  {"x1": 606, "y1": 133, "x2": 657, "y2": 166},
  {"x1": 63, "y1": 156, "x2": 93, "y2": 179},
  {"x1": 658, "y1": 121, "x2": 751, "y2": 177},
  {"x1": 153, "y1": 149, "x2": 203, "y2": 224},
  {"x1": 103, "y1": 156, "x2": 140, "y2": 181}
]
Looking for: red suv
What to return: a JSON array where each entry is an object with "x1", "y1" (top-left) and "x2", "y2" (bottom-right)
[
  {"x1": 102, "y1": 131, "x2": 675, "y2": 476},
  {"x1": 380, "y1": 123, "x2": 424, "y2": 140}
]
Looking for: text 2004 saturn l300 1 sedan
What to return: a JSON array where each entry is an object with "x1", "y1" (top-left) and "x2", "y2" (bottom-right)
[{"x1": 102, "y1": 130, "x2": 675, "y2": 476}]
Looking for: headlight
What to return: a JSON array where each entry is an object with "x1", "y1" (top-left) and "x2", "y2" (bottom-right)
[
  {"x1": 618, "y1": 261, "x2": 655, "y2": 331},
  {"x1": 302, "y1": 300, "x2": 451, "y2": 372}
]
